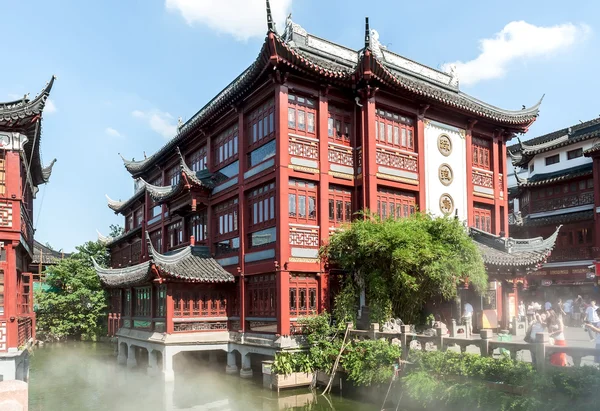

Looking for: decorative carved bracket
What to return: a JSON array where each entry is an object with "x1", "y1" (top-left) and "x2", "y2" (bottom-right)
[
  {"x1": 358, "y1": 85, "x2": 378, "y2": 100},
  {"x1": 467, "y1": 119, "x2": 478, "y2": 131},
  {"x1": 271, "y1": 69, "x2": 289, "y2": 85},
  {"x1": 418, "y1": 104, "x2": 430, "y2": 120}
]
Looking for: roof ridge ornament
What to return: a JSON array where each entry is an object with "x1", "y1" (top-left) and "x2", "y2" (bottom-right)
[
  {"x1": 266, "y1": 0, "x2": 276, "y2": 32},
  {"x1": 364, "y1": 17, "x2": 370, "y2": 49}
]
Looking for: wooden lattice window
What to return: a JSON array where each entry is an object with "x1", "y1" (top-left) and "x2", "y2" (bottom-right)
[
  {"x1": 247, "y1": 274, "x2": 277, "y2": 317},
  {"x1": 213, "y1": 123, "x2": 239, "y2": 168},
  {"x1": 375, "y1": 108, "x2": 415, "y2": 151},
  {"x1": 288, "y1": 94, "x2": 317, "y2": 137},
  {"x1": 288, "y1": 179, "x2": 317, "y2": 224},
  {"x1": 289, "y1": 274, "x2": 318, "y2": 316},
  {"x1": 187, "y1": 211, "x2": 208, "y2": 243},
  {"x1": 328, "y1": 105, "x2": 352, "y2": 145},
  {"x1": 328, "y1": 185, "x2": 353, "y2": 225},
  {"x1": 168, "y1": 220, "x2": 184, "y2": 248},
  {"x1": 188, "y1": 145, "x2": 208, "y2": 171},
  {"x1": 214, "y1": 197, "x2": 239, "y2": 255},
  {"x1": 248, "y1": 181, "x2": 276, "y2": 230},
  {"x1": 167, "y1": 164, "x2": 180, "y2": 186},
  {"x1": 155, "y1": 285, "x2": 167, "y2": 317},
  {"x1": 133, "y1": 286, "x2": 151, "y2": 317},
  {"x1": 472, "y1": 137, "x2": 491, "y2": 170},
  {"x1": 149, "y1": 229, "x2": 162, "y2": 252},
  {"x1": 473, "y1": 205, "x2": 493, "y2": 233},
  {"x1": 376, "y1": 188, "x2": 416, "y2": 219},
  {"x1": 131, "y1": 241, "x2": 142, "y2": 264},
  {"x1": 123, "y1": 289, "x2": 131, "y2": 317},
  {"x1": 247, "y1": 98, "x2": 275, "y2": 149}
]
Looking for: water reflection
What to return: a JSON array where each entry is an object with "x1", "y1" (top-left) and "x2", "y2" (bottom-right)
[{"x1": 29, "y1": 342, "x2": 377, "y2": 411}]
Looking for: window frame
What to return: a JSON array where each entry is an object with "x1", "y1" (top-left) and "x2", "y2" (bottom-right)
[
  {"x1": 328, "y1": 105, "x2": 352, "y2": 146},
  {"x1": 567, "y1": 148, "x2": 583, "y2": 160},
  {"x1": 545, "y1": 154, "x2": 560, "y2": 166},
  {"x1": 472, "y1": 136, "x2": 491, "y2": 170},
  {"x1": 187, "y1": 211, "x2": 208, "y2": 243},
  {"x1": 188, "y1": 145, "x2": 208, "y2": 172},
  {"x1": 289, "y1": 274, "x2": 319, "y2": 317},
  {"x1": 248, "y1": 182, "x2": 276, "y2": 231},
  {"x1": 328, "y1": 185, "x2": 353, "y2": 225},
  {"x1": 288, "y1": 94, "x2": 317, "y2": 138},
  {"x1": 246, "y1": 98, "x2": 275, "y2": 151},
  {"x1": 375, "y1": 108, "x2": 415, "y2": 151},
  {"x1": 473, "y1": 205, "x2": 493, "y2": 233},
  {"x1": 288, "y1": 179, "x2": 318, "y2": 224},
  {"x1": 213, "y1": 123, "x2": 239, "y2": 169},
  {"x1": 376, "y1": 187, "x2": 416, "y2": 219}
]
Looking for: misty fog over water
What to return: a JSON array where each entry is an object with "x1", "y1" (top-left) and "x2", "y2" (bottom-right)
[{"x1": 28, "y1": 342, "x2": 378, "y2": 411}]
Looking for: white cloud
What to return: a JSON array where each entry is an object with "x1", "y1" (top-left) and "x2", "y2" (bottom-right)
[
  {"x1": 105, "y1": 127, "x2": 122, "y2": 137},
  {"x1": 165, "y1": 0, "x2": 293, "y2": 41},
  {"x1": 45, "y1": 99, "x2": 57, "y2": 113},
  {"x1": 442, "y1": 21, "x2": 590, "y2": 86},
  {"x1": 131, "y1": 109, "x2": 177, "y2": 139}
]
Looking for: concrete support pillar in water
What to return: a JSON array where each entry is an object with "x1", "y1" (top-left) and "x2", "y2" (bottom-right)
[
  {"x1": 162, "y1": 347, "x2": 175, "y2": 382},
  {"x1": 117, "y1": 342, "x2": 127, "y2": 365},
  {"x1": 239, "y1": 353, "x2": 253, "y2": 379},
  {"x1": 126, "y1": 345, "x2": 138, "y2": 368},
  {"x1": 226, "y1": 352, "x2": 238, "y2": 374},
  {"x1": 147, "y1": 350, "x2": 159, "y2": 376}
]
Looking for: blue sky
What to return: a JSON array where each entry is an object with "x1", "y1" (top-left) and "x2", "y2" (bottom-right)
[{"x1": 0, "y1": 0, "x2": 597, "y2": 251}]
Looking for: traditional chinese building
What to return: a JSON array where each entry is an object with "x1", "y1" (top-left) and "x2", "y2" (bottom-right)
[
  {"x1": 94, "y1": 4, "x2": 559, "y2": 380},
  {"x1": 508, "y1": 117, "x2": 600, "y2": 301},
  {"x1": 0, "y1": 76, "x2": 56, "y2": 381},
  {"x1": 29, "y1": 240, "x2": 70, "y2": 283}
]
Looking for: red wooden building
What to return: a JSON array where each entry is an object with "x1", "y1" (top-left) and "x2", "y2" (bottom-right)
[
  {"x1": 0, "y1": 77, "x2": 56, "y2": 381},
  {"x1": 508, "y1": 117, "x2": 600, "y2": 301},
  {"x1": 95, "y1": 8, "x2": 559, "y2": 379}
]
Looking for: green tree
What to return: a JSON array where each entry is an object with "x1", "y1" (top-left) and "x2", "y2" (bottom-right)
[
  {"x1": 35, "y1": 240, "x2": 109, "y2": 341},
  {"x1": 322, "y1": 212, "x2": 487, "y2": 324},
  {"x1": 109, "y1": 224, "x2": 124, "y2": 238}
]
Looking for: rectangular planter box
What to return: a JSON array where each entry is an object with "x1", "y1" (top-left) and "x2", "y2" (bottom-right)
[{"x1": 271, "y1": 372, "x2": 315, "y2": 392}]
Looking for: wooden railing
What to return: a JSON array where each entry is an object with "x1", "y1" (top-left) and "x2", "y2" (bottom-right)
[
  {"x1": 548, "y1": 246, "x2": 600, "y2": 262},
  {"x1": 472, "y1": 169, "x2": 493, "y2": 189},
  {"x1": 530, "y1": 191, "x2": 594, "y2": 214},
  {"x1": 375, "y1": 147, "x2": 418, "y2": 173},
  {"x1": 17, "y1": 317, "x2": 33, "y2": 347},
  {"x1": 289, "y1": 136, "x2": 318, "y2": 160},
  {"x1": 349, "y1": 323, "x2": 600, "y2": 370}
]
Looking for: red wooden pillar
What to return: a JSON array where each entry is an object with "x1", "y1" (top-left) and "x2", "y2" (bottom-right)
[
  {"x1": 361, "y1": 90, "x2": 378, "y2": 211},
  {"x1": 318, "y1": 90, "x2": 330, "y2": 244},
  {"x1": 236, "y1": 109, "x2": 247, "y2": 333},
  {"x1": 5, "y1": 243, "x2": 17, "y2": 348},
  {"x1": 492, "y1": 134, "x2": 501, "y2": 235},
  {"x1": 416, "y1": 109, "x2": 428, "y2": 211},
  {"x1": 500, "y1": 137, "x2": 509, "y2": 236},
  {"x1": 318, "y1": 273, "x2": 329, "y2": 313},
  {"x1": 165, "y1": 283, "x2": 174, "y2": 334},
  {"x1": 275, "y1": 82, "x2": 291, "y2": 336},
  {"x1": 465, "y1": 121, "x2": 476, "y2": 226}
]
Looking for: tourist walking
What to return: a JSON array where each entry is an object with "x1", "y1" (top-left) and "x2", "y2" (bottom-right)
[
  {"x1": 526, "y1": 301, "x2": 535, "y2": 323},
  {"x1": 563, "y1": 299, "x2": 572, "y2": 326},
  {"x1": 463, "y1": 302, "x2": 473, "y2": 338},
  {"x1": 527, "y1": 313, "x2": 547, "y2": 364},
  {"x1": 584, "y1": 310, "x2": 600, "y2": 365},
  {"x1": 547, "y1": 310, "x2": 567, "y2": 367},
  {"x1": 585, "y1": 300, "x2": 600, "y2": 341}
]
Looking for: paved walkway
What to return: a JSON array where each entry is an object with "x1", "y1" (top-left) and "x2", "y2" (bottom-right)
[{"x1": 444, "y1": 325, "x2": 599, "y2": 366}]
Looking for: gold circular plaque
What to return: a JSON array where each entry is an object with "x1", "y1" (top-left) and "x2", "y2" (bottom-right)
[
  {"x1": 439, "y1": 194, "x2": 454, "y2": 216},
  {"x1": 437, "y1": 134, "x2": 452, "y2": 156},
  {"x1": 438, "y1": 163, "x2": 453, "y2": 186}
]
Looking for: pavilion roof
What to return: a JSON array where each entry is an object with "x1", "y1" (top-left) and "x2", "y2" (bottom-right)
[
  {"x1": 93, "y1": 234, "x2": 234, "y2": 288},
  {"x1": 106, "y1": 186, "x2": 146, "y2": 214},
  {"x1": 471, "y1": 226, "x2": 561, "y2": 269},
  {"x1": 31, "y1": 240, "x2": 71, "y2": 265},
  {"x1": 0, "y1": 76, "x2": 57, "y2": 187},
  {"x1": 514, "y1": 163, "x2": 593, "y2": 188},
  {"x1": 508, "y1": 117, "x2": 600, "y2": 167},
  {"x1": 119, "y1": 14, "x2": 540, "y2": 177},
  {"x1": 511, "y1": 210, "x2": 593, "y2": 228}
]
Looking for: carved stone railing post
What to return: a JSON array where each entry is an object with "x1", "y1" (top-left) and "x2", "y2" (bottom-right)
[
  {"x1": 369, "y1": 323, "x2": 379, "y2": 340},
  {"x1": 435, "y1": 327, "x2": 444, "y2": 351},
  {"x1": 400, "y1": 325, "x2": 411, "y2": 360},
  {"x1": 534, "y1": 332, "x2": 549, "y2": 372},
  {"x1": 480, "y1": 329, "x2": 493, "y2": 357}
]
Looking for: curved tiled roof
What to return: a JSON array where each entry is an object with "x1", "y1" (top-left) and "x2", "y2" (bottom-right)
[
  {"x1": 92, "y1": 258, "x2": 153, "y2": 288},
  {"x1": 509, "y1": 117, "x2": 600, "y2": 167},
  {"x1": 0, "y1": 76, "x2": 56, "y2": 186},
  {"x1": 119, "y1": 18, "x2": 540, "y2": 178},
  {"x1": 514, "y1": 210, "x2": 593, "y2": 228},
  {"x1": 515, "y1": 163, "x2": 593, "y2": 188},
  {"x1": 471, "y1": 226, "x2": 561, "y2": 268},
  {"x1": 106, "y1": 186, "x2": 145, "y2": 213}
]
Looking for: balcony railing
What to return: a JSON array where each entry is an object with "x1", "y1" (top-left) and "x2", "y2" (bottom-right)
[
  {"x1": 375, "y1": 147, "x2": 418, "y2": 173},
  {"x1": 530, "y1": 191, "x2": 594, "y2": 214},
  {"x1": 328, "y1": 145, "x2": 353, "y2": 167},
  {"x1": 472, "y1": 169, "x2": 493, "y2": 189},
  {"x1": 17, "y1": 317, "x2": 32, "y2": 347},
  {"x1": 548, "y1": 246, "x2": 600, "y2": 262},
  {"x1": 289, "y1": 136, "x2": 318, "y2": 160}
]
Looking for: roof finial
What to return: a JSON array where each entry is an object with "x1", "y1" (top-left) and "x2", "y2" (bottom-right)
[
  {"x1": 365, "y1": 17, "x2": 370, "y2": 48},
  {"x1": 266, "y1": 0, "x2": 275, "y2": 32}
]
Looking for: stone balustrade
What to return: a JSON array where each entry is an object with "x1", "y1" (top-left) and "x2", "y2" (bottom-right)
[{"x1": 349, "y1": 323, "x2": 600, "y2": 371}]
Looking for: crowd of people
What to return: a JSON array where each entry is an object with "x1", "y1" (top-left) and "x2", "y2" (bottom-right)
[{"x1": 522, "y1": 296, "x2": 600, "y2": 366}]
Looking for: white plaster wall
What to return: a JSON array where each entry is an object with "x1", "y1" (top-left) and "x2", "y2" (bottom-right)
[
  {"x1": 527, "y1": 140, "x2": 593, "y2": 179},
  {"x1": 423, "y1": 120, "x2": 467, "y2": 221}
]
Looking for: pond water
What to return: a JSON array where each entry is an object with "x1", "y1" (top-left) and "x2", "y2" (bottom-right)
[{"x1": 29, "y1": 342, "x2": 380, "y2": 411}]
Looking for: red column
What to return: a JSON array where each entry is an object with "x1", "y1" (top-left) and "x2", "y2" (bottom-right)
[
  {"x1": 500, "y1": 138, "x2": 509, "y2": 236},
  {"x1": 165, "y1": 284, "x2": 174, "y2": 334},
  {"x1": 318, "y1": 91, "x2": 330, "y2": 245},
  {"x1": 236, "y1": 109, "x2": 247, "y2": 333},
  {"x1": 465, "y1": 121, "x2": 476, "y2": 227},
  {"x1": 361, "y1": 92, "x2": 378, "y2": 211},
  {"x1": 4, "y1": 244, "x2": 17, "y2": 349},
  {"x1": 416, "y1": 117, "x2": 426, "y2": 211},
  {"x1": 275, "y1": 82, "x2": 291, "y2": 336},
  {"x1": 492, "y1": 135, "x2": 501, "y2": 235},
  {"x1": 318, "y1": 273, "x2": 329, "y2": 313}
]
